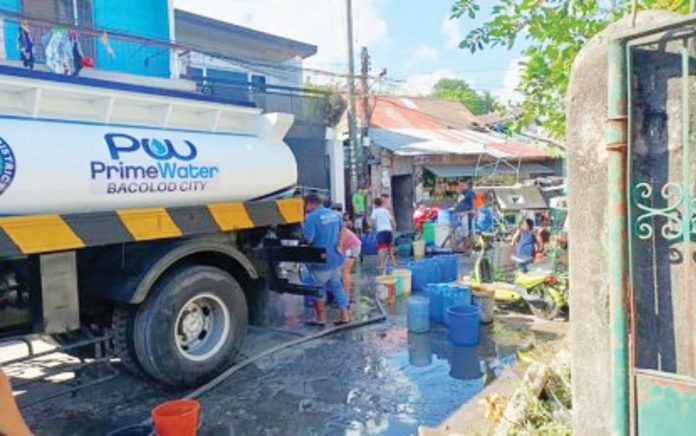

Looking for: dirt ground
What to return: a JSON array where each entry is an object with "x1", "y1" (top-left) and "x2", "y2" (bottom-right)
[{"x1": 3, "y1": 255, "x2": 568, "y2": 436}]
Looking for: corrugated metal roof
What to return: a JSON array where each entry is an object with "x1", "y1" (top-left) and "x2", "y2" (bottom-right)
[
  {"x1": 425, "y1": 162, "x2": 554, "y2": 179},
  {"x1": 368, "y1": 96, "x2": 547, "y2": 159},
  {"x1": 370, "y1": 96, "x2": 478, "y2": 130},
  {"x1": 370, "y1": 128, "x2": 508, "y2": 157}
]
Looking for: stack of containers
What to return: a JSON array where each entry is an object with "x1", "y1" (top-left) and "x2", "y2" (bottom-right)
[{"x1": 406, "y1": 255, "x2": 459, "y2": 292}]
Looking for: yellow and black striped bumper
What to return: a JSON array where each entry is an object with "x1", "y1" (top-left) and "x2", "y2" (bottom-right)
[{"x1": 0, "y1": 198, "x2": 303, "y2": 258}]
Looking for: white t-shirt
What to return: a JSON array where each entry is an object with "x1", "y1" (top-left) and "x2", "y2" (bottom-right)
[{"x1": 371, "y1": 207, "x2": 393, "y2": 232}]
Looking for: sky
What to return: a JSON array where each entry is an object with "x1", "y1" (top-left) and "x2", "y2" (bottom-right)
[{"x1": 174, "y1": 0, "x2": 527, "y2": 103}]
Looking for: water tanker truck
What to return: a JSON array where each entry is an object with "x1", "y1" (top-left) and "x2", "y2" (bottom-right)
[{"x1": 0, "y1": 66, "x2": 323, "y2": 387}]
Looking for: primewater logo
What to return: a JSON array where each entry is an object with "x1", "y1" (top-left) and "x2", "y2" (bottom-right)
[
  {"x1": 90, "y1": 133, "x2": 219, "y2": 195},
  {"x1": 0, "y1": 137, "x2": 16, "y2": 196}
]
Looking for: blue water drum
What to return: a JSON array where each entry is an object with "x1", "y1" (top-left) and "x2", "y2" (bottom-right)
[
  {"x1": 448, "y1": 305, "x2": 482, "y2": 346},
  {"x1": 451, "y1": 284, "x2": 472, "y2": 305},
  {"x1": 426, "y1": 284, "x2": 444, "y2": 322},
  {"x1": 447, "y1": 255, "x2": 459, "y2": 281},
  {"x1": 407, "y1": 262, "x2": 427, "y2": 292},
  {"x1": 407, "y1": 295, "x2": 431, "y2": 333},
  {"x1": 427, "y1": 259, "x2": 442, "y2": 284},
  {"x1": 441, "y1": 287, "x2": 454, "y2": 326}
]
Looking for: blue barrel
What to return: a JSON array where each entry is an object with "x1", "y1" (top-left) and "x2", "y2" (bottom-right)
[
  {"x1": 426, "y1": 284, "x2": 444, "y2": 322},
  {"x1": 407, "y1": 262, "x2": 427, "y2": 292},
  {"x1": 407, "y1": 296, "x2": 430, "y2": 333},
  {"x1": 447, "y1": 305, "x2": 481, "y2": 346},
  {"x1": 427, "y1": 259, "x2": 441, "y2": 284},
  {"x1": 451, "y1": 284, "x2": 472, "y2": 306},
  {"x1": 447, "y1": 255, "x2": 459, "y2": 281},
  {"x1": 442, "y1": 288, "x2": 454, "y2": 326}
]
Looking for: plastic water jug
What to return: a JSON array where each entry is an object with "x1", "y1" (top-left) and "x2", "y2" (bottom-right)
[{"x1": 407, "y1": 295, "x2": 430, "y2": 333}]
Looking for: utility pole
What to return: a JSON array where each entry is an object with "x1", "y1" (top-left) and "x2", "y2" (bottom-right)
[
  {"x1": 359, "y1": 46, "x2": 370, "y2": 187},
  {"x1": 345, "y1": 0, "x2": 359, "y2": 192}
]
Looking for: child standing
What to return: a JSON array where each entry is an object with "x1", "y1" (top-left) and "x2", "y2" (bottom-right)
[
  {"x1": 512, "y1": 218, "x2": 536, "y2": 272},
  {"x1": 340, "y1": 217, "x2": 362, "y2": 300}
]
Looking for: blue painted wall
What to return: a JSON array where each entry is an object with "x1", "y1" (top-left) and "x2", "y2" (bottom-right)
[
  {"x1": 92, "y1": 0, "x2": 170, "y2": 78},
  {"x1": 0, "y1": 0, "x2": 19, "y2": 61}
]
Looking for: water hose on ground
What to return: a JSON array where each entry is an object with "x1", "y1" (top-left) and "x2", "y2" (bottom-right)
[
  {"x1": 108, "y1": 297, "x2": 388, "y2": 435},
  {"x1": 185, "y1": 296, "x2": 388, "y2": 400}
]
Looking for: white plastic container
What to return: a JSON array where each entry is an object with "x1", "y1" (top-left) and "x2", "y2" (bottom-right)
[
  {"x1": 435, "y1": 223, "x2": 451, "y2": 248},
  {"x1": 0, "y1": 117, "x2": 297, "y2": 215}
]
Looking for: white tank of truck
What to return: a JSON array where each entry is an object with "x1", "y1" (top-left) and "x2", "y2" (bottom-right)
[{"x1": 0, "y1": 116, "x2": 298, "y2": 215}]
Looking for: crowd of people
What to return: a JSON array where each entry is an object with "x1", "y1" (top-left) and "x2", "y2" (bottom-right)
[{"x1": 301, "y1": 193, "x2": 397, "y2": 325}]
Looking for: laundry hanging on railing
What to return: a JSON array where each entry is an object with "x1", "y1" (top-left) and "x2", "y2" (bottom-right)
[
  {"x1": 44, "y1": 28, "x2": 72, "y2": 75},
  {"x1": 69, "y1": 29, "x2": 83, "y2": 76},
  {"x1": 18, "y1": 20, "x2": 34, "y2": 69},
  {"x1": 100, "y1": 31, "x2": 115, "y2": 57}
]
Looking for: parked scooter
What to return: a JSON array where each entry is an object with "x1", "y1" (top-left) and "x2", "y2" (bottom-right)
[{"x1": 468, "y1": 233, "x2": 568, "y2": 320}]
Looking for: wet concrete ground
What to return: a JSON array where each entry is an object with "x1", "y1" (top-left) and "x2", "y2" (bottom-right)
[{"x1": 8, "y1": 255, "x2": 567, "y2": 436}]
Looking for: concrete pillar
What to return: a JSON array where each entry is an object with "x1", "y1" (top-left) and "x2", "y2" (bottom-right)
[
  {"x1": 325, "y1": 127, "x2": 345, "y2": 209},
  {"x1": 566, "y1": 10, "x2": 679, "y2": 435}
]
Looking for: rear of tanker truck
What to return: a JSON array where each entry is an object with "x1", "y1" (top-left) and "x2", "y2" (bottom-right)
[{"x1": 0, "y1": 66, "x2": 324, "y2": 388}]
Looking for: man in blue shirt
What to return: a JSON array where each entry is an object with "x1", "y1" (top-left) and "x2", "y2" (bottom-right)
[
  {"x1": 303, "y1": 194, "x2": 350, "y2": 325},
  {"x1": 455, "y1": 180, "x2": 476, "y2": 253}
]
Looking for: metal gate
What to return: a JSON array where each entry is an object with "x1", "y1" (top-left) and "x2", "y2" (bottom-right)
[{"x1": 607, "y1": 14, "x2": 696, "y2": 435}]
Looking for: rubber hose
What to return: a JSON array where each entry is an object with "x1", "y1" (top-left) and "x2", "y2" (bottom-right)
[
  {"x1": 108, "y1": 297, "x2": 388, "y2": 435},
  {"x1": 185, "y1": 296, "x2": 388, "y2": 399}
]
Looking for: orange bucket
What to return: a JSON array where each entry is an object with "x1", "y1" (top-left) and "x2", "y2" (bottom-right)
[{"x1": 151, "y1": 399, "x2": 200, "y2": 436}]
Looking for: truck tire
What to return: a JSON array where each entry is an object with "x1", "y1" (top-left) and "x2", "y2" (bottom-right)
[
  {"x1": 131, "y1": 265, "x2": 248, "y2": 387},
  {"x1": 111, "y1": 305, "x2": 144, "y2": 376}
]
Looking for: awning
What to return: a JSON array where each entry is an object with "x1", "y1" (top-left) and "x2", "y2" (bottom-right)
[
  {"x1": 425, "y1": 162, "x2": 555, "y2": 179},
  {"x1": 425, "y1": 166, "x2": 477, "y2": 178}
]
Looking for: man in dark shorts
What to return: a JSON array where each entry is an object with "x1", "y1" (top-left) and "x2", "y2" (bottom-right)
[{"x1": 370, "y1": 197, "x2": 395, "y2": 270}]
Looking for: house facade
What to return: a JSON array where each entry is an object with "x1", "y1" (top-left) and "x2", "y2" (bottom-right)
[{"x1": 366, "y1": 96, "x2": 561, "y2": 231}]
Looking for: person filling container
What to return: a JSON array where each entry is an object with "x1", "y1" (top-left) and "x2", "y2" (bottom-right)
[{"x1": 303, "y1": 194, "x2": 351, "y2": 326}]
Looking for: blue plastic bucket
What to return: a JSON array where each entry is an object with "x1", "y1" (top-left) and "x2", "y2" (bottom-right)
[
  {"x1": 407, "y1": 295, "x2": 430, "y2": 333},
  {"x1": 398, "y1": 242, "x2": 412, "y2": 258},
  {"x1": 447, "y1": 305, "x2": 481, "y2": 346},
  {"x1": 442, "y1": 286, "x2": 472, "y2": 326}
]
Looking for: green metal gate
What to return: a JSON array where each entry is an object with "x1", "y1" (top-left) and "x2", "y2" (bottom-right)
[{"x1": 608, "y1": 13, "x2": 696, "y2": 435}]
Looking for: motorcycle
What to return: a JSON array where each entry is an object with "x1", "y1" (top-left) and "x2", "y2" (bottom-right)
[{"x1": 468, "y1": 233, "x2": 568, "y2": 320}]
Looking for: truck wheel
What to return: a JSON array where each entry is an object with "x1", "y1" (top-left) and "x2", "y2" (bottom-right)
[
  {"x1": 132, "y1": 265, "x2": 248, "y2": 387},
  {"x1": 112, "y1": 305, "x2": 143, "y2": 375}
]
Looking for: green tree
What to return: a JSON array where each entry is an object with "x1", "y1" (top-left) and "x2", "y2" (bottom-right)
[
  {"x1": 431, "y1": 78, "x2": 500, "y2": 115},
  {"x1": 450, "y1": 0, "x2": 690, "y2": 139}
]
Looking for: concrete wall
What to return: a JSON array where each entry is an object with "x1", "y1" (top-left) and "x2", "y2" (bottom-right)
[{"x1": 566, "y1": 10, "x2": 680, "y2": 435}]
